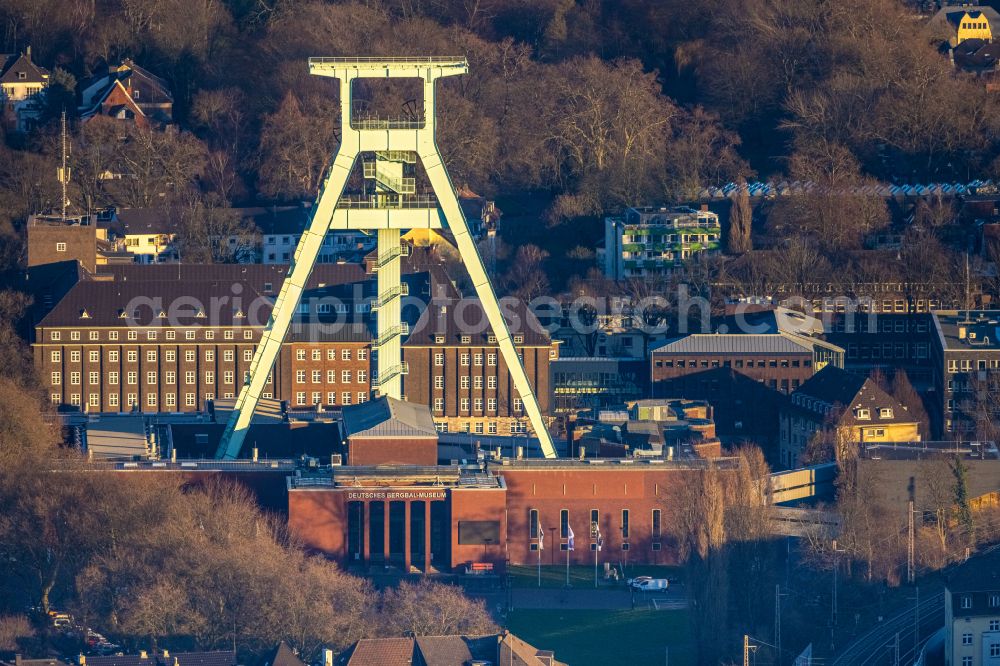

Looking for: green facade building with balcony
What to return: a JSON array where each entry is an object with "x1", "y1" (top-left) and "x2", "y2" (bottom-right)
[{"x1": 604, "y1": 205, "x2": 721, "y2": 280}]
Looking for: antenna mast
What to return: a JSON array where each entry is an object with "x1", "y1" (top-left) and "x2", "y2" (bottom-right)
[{"x1": 57, "y1": 109, "x2": 70, "y2": 220}]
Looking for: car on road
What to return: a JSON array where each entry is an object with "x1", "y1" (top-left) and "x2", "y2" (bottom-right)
[{"x1": 627, "y1": 577, "x2": 669, "y2": 592}]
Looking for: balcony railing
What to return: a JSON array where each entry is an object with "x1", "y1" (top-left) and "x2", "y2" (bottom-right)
[{"x1": 338, "y1": 195, "x2": 439, "y2": 210}]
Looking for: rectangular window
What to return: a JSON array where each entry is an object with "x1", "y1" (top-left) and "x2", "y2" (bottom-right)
[
  {"x1": 513, "y1": 397, "x2": 523, "y2": 412},
  {"x1": 205, "y1": 350, "x2": 214, "y2": 362},
  {"x1": 161, "y1": 350, "x2": 172, "y2": 363},
  {"x1": 185, "y1": 350, "x2": 195, "y2": 362},
  {"x1": 165, "y1": 393, "x2": 175, "y2": 408},
  {"x1": 147, "y1": 393, "x2": 157, "y2": 407},
  {"x1": 56, "y1": 242, "x2": 67, "y2": 252},
  {"x1": 224, "y1": 350, "x2": 234, "y2": 361},
  {"x1": 488, "y1": 375, "x2": 497, "y2": 389},
  {"x1": 296, "y1": 391, "x2": 306, "y2": 406},
  {"x1": 70, "y1": 393, "x2": 81, "y2": 406},
  {"x1": 312, "y1": 391, "x2": 322, "y2": 405},
  {"x1": 327, "y1": 349, "x2": 337, "y2": 361},
  {"x1": 164, "y1": 371, "x2": 174, "y2": 385},
  {"x1": 460, "y1": 376, "x2": 470, "y2": 389},
  {"x1": 185, "y1": 371, "x2": 195, "y2": 385},
  {"x1": 460, "y1": 398, "x2": 469, "y2": 411},
  {"x1": 621, "y1": 509, "x2": 630, "y2": 539},
  {"x1": 358, "y1": 370, "x2": 367, "y2": 383},
  {"x1": 474, "y1": 398, "x2": 483, "y2": 411},
  {"x1": 89, "y1": 371, "x2": 99, "y2": 385},
  {"x1": 127, "y1": 351, "x2": 137, "y2": 363},
  {"x1": 529, "y1": 509, "x2": 539, "y2": 540},
  {"x1": 327, "y1": 370, "x2": 336, "y2": 383},
  {"x1": 185, "y1": 331, "x2": 195, "y2": 340},
  {"x1": 474, "y1": 375, "x2": 483, "y2": 389},
  {"x1": 461, "y1": 353, "x2": 470, "y2": 366},
  {"x1": 962, "y1": 633, "x2": 972, "y2": 645},
  {"x1": 312, "y1": 349, "x2": 321, "y2": 361},
  {"x1": 88, "y1": 394, "x2": 100, "y2": 408},
  {"x1": 108, "y1": 393, "x2": 118, "y2": 407},
  {"x1": 244, "y1": 349, "x2": 253, "y2": 361},
  {"x1": 343, "y1": 392, "x2": 353, "y2": 406},
  {"x1": 652, "y1": 509, "x2": 661, "y2": 539},
  {"x1": 205, "y1": 371, "x2": 214, "y2": 384},
  {"x1": 244, "y1": 331, "x2": 253, "y2": 340},
  {"x1": 488, "y1": 353, "x2": 497, "y2": 366},
  {"x1": 71, "y1": 351, "x2": 81, "y2": 363},
  {"x1": 590, "y1": 509, "x2": 599, "y2": 534},
  {"x1": 475, "y1": 354, "x2": 483, "y2": 366},
  {"x1": 296, "y1": 370, "x2": 306, "y2": 383},
  {"x1": 89, "y1": 351, "x2": 99, "y2": 363},
  {"x1": 109, "y1": 372, "x2": 119, "y2": 385},
  {"x1": 487, "y1": 397, "x2": 496, "y2": 411},
  {"x1": 357, "y1": 392, "x2": 367, "y2": 403},
  {"x1": 185, "y1": 393, "x2": 195, "y2": 407},
  {"x1": 327, "y1": 392, "x2": 337, "y2": 405},
  {"x1": 435, "y1": 353, "x2": 444, "y2": 366},
  {"x1": 166, "y1": 330, "x2": 176, "y2": 340},
  {"x1": 224, "y1": 371, "x2": 234, "y2": 384},
  {"x1": 70, "y1": 372, "x2": 80, "y2": 385},
  {"x1": 51, "y1": 371, "x2": 61, "y2": 385},
  {"x1": 961, "y1": 595, "x2": 972, "y2": 609},
  {"x1": 51, "y1": 331, "x2": 60, "y2": 341},
  {"x1": 434, "y1": 397, "x2": 443, "y2": 412},
  {"x1": 358, "y1": 348, "x2": 367, "y2": 360},
  {"x1": 312, "y1": 370, "x2": 322, "y2": 383},
  {"x1": 50, "y1": 350, "x2": 62, "y2": 363},
  {"x1": 560, "y1": 509, "x2": 569, "y2": 539},
  {"x1": 342, "y1": 349, "x2": 351, "y2": 361}
]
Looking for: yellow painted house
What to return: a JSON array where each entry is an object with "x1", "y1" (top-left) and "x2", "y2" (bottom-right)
[
  {"x1": 929, "y1": 5, "x2": 1000, "y2": 46},
  {"x1": 779, "y1": 366, "x2": 920, "y2": 467}
]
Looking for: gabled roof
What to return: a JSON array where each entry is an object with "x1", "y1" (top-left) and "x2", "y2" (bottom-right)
[
  {"x1": 928, "y1": 5, "x2": 1000, "y2": 34},
  {"x1": 789, "y1": 366, "x2": 916, "y2": 427},
  {"x1": 0, "y1": 50, "x2": 49, "y2": 84},
  {"x1": 341, "y1": 396, "x2": 438, "y2": 439},
  {"x1": 945, "y1": 548, "x2": 1000, "y2": 594},
  {"x1": 253, "y1": 642, "x2": 306, "y2": 666},
  {"x1": 340, "y1": 637, "x2": 415, "y2": 666}
]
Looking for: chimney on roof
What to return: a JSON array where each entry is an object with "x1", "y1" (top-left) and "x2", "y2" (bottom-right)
[
  {"x1": 959, "y1": 326, "x2": 967, "y2": 339},
  {"x1": 25, "y1": 45, "x2": 31, "y2": 60},
  {"x1": 140, "y1": 651, "x2": 148, "y2": 660},
  {"x1": 323, "y1": 649, "x2": 334, "y2": 666},
  {"x1": 161, "y1": 651, "x2": 168, "y2": 659},
  {"x1": 700, "y1": 203, "x2": 709, "y2": 212},
  {"x1": 78, "y1": 656, "x2": 85, "y2": 666}
]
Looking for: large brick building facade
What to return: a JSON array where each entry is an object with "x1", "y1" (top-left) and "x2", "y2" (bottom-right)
[{"x1": 402, "y1": 298, "x2": 558, "y2": 436}]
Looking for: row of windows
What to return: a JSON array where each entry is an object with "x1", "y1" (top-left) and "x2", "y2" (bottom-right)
[
  {"x1": 528, "y1": 509, "x2": 661, "y2": 543},
  {"x1": 961, "y1": 20, "x2": 989, "y2": 30},
  {"x1": 52, "y1": 349, "x2": 254, "y2": 363},
  {"x1": 435, "y1": 352, "x2": 500, "y2": 366},
  {"x1": 827, "y1": 319, "x2": 930, "y2": 334},
  {"x1": 49, "y1": 329, "x2": 255, "y2": 342},
  {"x1": 655, "y1": 358, "x2": 811, "y2": 370},
  {"x1": 53, "y1": 370, "x2": 257, "y2": 386},
  {"x1": 296, "y1": 370, "x2": 367, "y2": 384},
  {"x1": 958, "y1": 593, "x2": 1000, "y2": 609},
  {"x1": 295, "y1": 348, "x2": 367, "y2": 361},
  {"x1": 846, "y1": 343, "x2": 928, "y2": 360},
  {"x1": 947, "y1": 359, "x2": 1000, "y2": 373},
  {"x1": 455, "y1": 376, "x2": 499, "y2": 389},
  {"x1": 52, "y1": 392, "x2": 220, "y2": 408},
  {"x1": 433, "y1": 420, "x2": 528, "y2": 434},
  {"x1": 432, "y1": 397, "x2": 522, "y2": 412},
  {"x1": 295, "y1": 391, "x2": 368, "y2": 406}
]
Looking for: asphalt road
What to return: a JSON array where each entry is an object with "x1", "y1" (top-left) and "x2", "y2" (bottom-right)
[{"x1": 832, "y1": 591, "x2": 944, "y2": 666}]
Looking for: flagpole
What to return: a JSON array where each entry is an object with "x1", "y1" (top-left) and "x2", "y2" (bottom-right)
[
  {"x1": 566, "y1": 543, "x2": 570, "y2": 587},
  {"x1": 594, "y1": 537, "x2": 598, "y2": 588},
  {"x1": 537, "y1": 530, "x2": 541, "y2": 588}
]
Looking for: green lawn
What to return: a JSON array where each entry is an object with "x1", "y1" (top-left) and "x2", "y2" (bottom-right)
[
  {"x1": 506, "y1": 608, "x2": 692, "y2": 666},
  {"x1": 509, "y1": 564, "x2": 683, "y2": 589}
]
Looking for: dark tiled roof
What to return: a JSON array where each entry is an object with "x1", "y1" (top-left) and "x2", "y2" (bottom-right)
[
  {"x1": 405, "y1": 297, "x2": 551, "y2": 347},
  {"x1": 84, "y1": 652, "x2": 235, "y2": 666},
  {"x1": 37, "y1": 278, "x2": 267, "y2": 327},
  {"x1": 253, "y1": 642, "x2": 306, "y2": 666},
  {"x1": 341, "y1": 637, "x2": 415, "y2": 666},
  {"x1": 95, "y1": 263, "x2": 366, "y2": 293},
  {"x1": 115, "y1": 208, "x2": 180, "y2": 235},
  {"x1": 790, "y1": 366, "x2": 915, "y2": 427},
  {"x1": 945, "y1": 549, "x2": 1000, "y2": 594},
  {"x1": 0, "y1": 51, "x2": 49, "y2": 84},
  {"x1": 342, "y1": 396, "x2": 438, "y2": 439}
]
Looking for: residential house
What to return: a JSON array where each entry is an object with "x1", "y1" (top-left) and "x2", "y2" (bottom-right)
[
  {"x1": 255, "y1": 206, "x2": 374, "y2": 264},
  {"x1": 929, "y1": 5, "x2": 999, "y2": 47},
  {"x1": 336, "y1": 631, "x2": 565, "y2": 666},
  {"x1": 604, "y1": 205, "x2": 721, "y2": 280},
  {"x1": 27, "y1": 213, "x2": 130, "y2": 272},
  {"x1": 0, "y1": 47, "x2": 49, "y2": 132},
  {"x1": 943, "y1": 549, "x2": 1000, "y2": 666},
  {"x1": 79, "y1": 59, "x2": 173, "y2": 127},
  {"x1": 779, "y1": 365, "x2": 920, "y2": 468}
]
